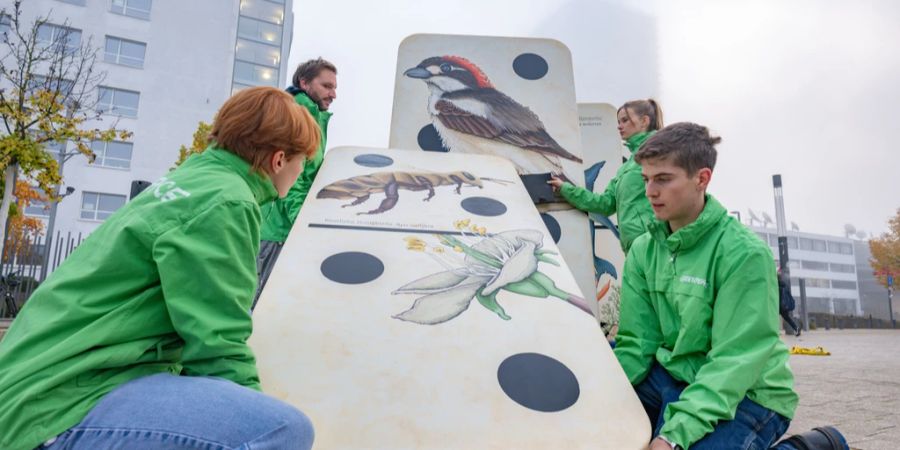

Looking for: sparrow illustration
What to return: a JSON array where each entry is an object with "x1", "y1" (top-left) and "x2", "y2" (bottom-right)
[{"x1": 404, "y1": 56, "x2": 582, "y2": 180}]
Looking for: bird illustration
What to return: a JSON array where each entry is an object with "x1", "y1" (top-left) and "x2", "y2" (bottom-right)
[{"x1": 404, "y1": 56, "x2": 582, "y2": 181}]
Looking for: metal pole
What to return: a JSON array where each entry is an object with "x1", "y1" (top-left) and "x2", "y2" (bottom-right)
[
  {"x1": 41, "y1": 143, "x2": 67, "y2": 281},
  {"x1": 772, "y1": 175, "x2": 790, "y2": 277},
  {"x1": 889, "y1": 275, "x2": 895, "y2": 328},
  {"x1": 799, "y1": 278, "x2": 809, "y2": 331}
]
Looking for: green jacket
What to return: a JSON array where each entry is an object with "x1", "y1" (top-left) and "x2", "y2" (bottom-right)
[
  {"x1": 260, "y1": 90, "x2": 331, "y2": 242},
  {"x1": 613, "y1": 195, "x2": 798, "y2": 449},
  {"x1": 0, "y1": 148, "x2": 277, "y2": 450},
  {"x1": 559, "y1": 131, "x2": 655, "y2": 253}
]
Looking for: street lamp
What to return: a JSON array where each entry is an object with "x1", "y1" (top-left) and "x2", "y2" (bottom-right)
[{"x1": 41, "y1": 185, "x2": 76, "y2": 281}]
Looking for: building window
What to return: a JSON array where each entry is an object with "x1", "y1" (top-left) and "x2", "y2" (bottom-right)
[
  {"x1": 80, "y1": 192, "x2": 126, "y2": 221},
  {"x1": 237, "y1": 16, "x2": 282, "y2": 46},
  {"x1": 233, "y1": 61, "x2": 278, "y2": 87},
  {"x1": 806, "y1": 297, "x2": 830, "y2": 313},
  {"x1": 97, "y1": 87, "x2": 140, "y2": 117},
  {"x1": 110, "y1": 0, "x2": 152, "y2": 20},
  {"x1": 805, "y1": 278, "x2": 831, "y2": 289},
  {"x1": 45, "y1": 140, "x2": 65, "y2": 156},
  {"x1": 104, "y1": 36, "x2": 146, "y2": 68},
  {"x1": 786, "y1": 236, "x2": 798, "y2": 249},
  {"x1": 831, "y1": 280, "x2": 858, "y2": 290},
  {"x1": 829, "y1": 263, "x2": 855, "y2": 273},
  {"x1": 24, "y1": 199, "x2": 51, "y2": 218},
  {"x1": 828, "y1": 242, "x2": 853, "y2": 255},
  {"x1": 799, "y1": 238, "x2": 827, "y2": 252},
  {"x1": 231, "y1": 82, "x2": 253, "y2": 96},
  {"x1": 91, "y1": 140, "x2": 133, "y2": 169},
  {"x1": 0, "y1": 15, "x2": 11, "y2": 41},
  {"x1": 235, "y1": 39, "x2": 281, "y2": 68},
  {"x1": 800, "y1": 260, "x2": 829, "y2": 271},
  {"x1": 36, "y1": 23, "x2": 82, "y2": 53},
  {"x1": 833, "y1": 299, "x2": 857, "y2": 315},
  {"x1": 239, "y1": 0, "x2": 285, "y2": 24}
]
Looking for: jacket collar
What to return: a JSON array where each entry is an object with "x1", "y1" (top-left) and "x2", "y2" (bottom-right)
[
  {"x1": 203, "y1": 147, "x2": 278, "y2": 205},
  {"x1": 647, "y1": 194, "x2": 727, "y2": 252},
  {"x1": 290, "y1": 89, "x2": 333, "y2": 123},
  {"x1": 625, "y1": 130, "x2": 654, "y2": 154}
]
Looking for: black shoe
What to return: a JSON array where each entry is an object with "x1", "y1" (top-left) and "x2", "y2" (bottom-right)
[{"x1": 778, "y1": 426, "x2": 848, "y2": 450}]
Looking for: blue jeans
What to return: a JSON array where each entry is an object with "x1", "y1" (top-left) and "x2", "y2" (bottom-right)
[
  {"x1": 635, "y1": 363, "x2": 794, "y2": 449},
  {"x1": 42, "y1": 373, "x2": 314, "y2": 450}
]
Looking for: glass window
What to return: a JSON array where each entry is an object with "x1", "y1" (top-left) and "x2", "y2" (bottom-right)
[
  {"x1": 787, "y1": 236, "x2": 798, "y2": 249},
  {"x1": 231, "y1": 82, "x2": 253, "y2": 96},
  {"x1": 110, "y1": 0, "x2": 152, "y2": 20},
  {"x1": 237, "y1": 16, "x2": 282, "y2": 46},
  {"x1": 27, "y1": 75, "x2": 75, "y2": 99},
  {"x1": 812, "y1": 239, "x2": 826, "y2": 252},
  {"x1": 235, "y1": 39, "x2": 281, "y2": 68},
  {"x1": 0, "y1": 15, "x2": 10, "y2": 41},
  {"x1": 24, "y1": 199, "x2": 51, "y2": 218},
  {"x1": 831, "y1": 280, "x2": 858, "y2": 290},
  {"x1": 81, "y1": 192, "x2": 126, "y2": 220},
  {"x1": 800, "y1": 260, "x2": 828, "y2": 271},
  {"x1": 36, "y1": 23, "x2": 81, "y2": 52},
  {"x1": 833, "y1": 299, "x2": 857, "y2": 316},
  {"x1": 91, "y1": 140, "x2": 133, "y2": 168},
  {"x1": 830, "y1": 263, "x2": 855, "y2": 273},
  {"x1": 805, "y1": 278, "x2": 831, "y2": 289},
  {"x1": 806, "y1": 297, "x2": 830, "y2": 313},
  {"x1": 233, "y1": 61, "x2": 277, "y2": 87},
  {"x1": 104, "y1": 36, "x2": 146, "y2": 68},
  {"x1": 45, "y1": 140, "x2": 65, "y2": 155},
  {"x1": 240, "y1": 0, "x2": 285, "y2": 24},
  {"x1": 97, "y1": 87, "x2": 140, "y2": 117},
  {"x1": 840, "y1": 243, "x2": 853, "y2": 255},
  {"x1": 799, "y1": 238, "x2": 812, "y2": 251}
]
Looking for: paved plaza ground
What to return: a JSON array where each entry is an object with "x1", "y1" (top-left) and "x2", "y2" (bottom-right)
[{"x1": 782, "y1": 329, "x2": 900, "y2": 450}]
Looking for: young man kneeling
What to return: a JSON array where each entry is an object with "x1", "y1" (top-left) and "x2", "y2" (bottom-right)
[
  {"x1": 0, "y1": 87, "x2": 320, "y2": 450},
  {"x1": 615, "y1": 122, "x2": 847, "y2": 450}
]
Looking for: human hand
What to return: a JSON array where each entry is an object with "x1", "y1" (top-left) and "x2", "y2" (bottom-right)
[
  {"x1": 650, "y1": 437, "x2": 675, "y2": 450},
  {"x1": 547, "y1": 176, "x2": 565, "y2": 192}
]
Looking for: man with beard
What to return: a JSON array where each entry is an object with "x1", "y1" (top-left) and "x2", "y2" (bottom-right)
[{"x1": 254, "y1": 58, "x2": 337, "y2": 307}]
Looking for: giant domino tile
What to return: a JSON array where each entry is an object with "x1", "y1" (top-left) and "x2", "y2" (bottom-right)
[{"x1": 249, "y1": 146, "x2": 650, "y2": 449}]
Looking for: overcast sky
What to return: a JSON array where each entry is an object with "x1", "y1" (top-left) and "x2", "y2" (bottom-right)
[{"x1": 288, "y1": 0, "x2": 898, "y2": 238}]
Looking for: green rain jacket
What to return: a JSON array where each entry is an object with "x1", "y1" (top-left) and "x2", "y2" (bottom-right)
[
  {"x1": 614, "y1": 195, "x2": 798, "y2": 449},
  {"x1": 0, "y1": 148, "x2": 277, "y2": 450},
  {"x1": 559, "y1": 131, "x2": 655, "y2": 253},
  {"x1": 260, "y1": 90, "x2": 331, "y2": 243}
]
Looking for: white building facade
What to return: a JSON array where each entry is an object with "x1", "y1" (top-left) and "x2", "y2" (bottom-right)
[
  {"x1": 749, "y1": 225, "x2": 862, "y2": 316},
  {"x1": 16, "y1": 0, "x2": 294, "y2": 274}
]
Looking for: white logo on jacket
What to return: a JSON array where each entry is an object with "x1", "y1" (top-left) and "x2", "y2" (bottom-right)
[
  {"x1": 150, "y1": 176, "x2": 191, "y2": 202},
  {"x1": 679, "y1": 275, "x2": 708, "y2": 287}
]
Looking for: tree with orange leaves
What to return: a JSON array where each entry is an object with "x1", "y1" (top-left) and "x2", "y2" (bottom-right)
[
  {"x1": 870, "y1": 208, "x2": 900, "y2": 288},
  {"x1": 3, "y1": 181, "x2": 47, "y2": 262}
]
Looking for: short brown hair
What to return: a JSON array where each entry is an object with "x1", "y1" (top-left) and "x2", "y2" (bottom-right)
[
  {"x1": 635, "y1": 122, "x2": 720, "y2": 175},
  {"x1": 209, "y1": 86, "x2": 320, "y2": 171},
  {"x1": 292, "y1": 57, "x2": 337, "y2": 88}
]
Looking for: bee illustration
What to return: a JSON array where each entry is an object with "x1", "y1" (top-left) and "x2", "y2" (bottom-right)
[{"x1": 316, "y1": 171, "x2": 511, "y2": 215}]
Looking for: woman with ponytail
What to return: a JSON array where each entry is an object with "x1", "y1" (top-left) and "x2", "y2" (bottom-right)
[{"x1": 549, "y1": 98, "x2": 664, "y2": 254}]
